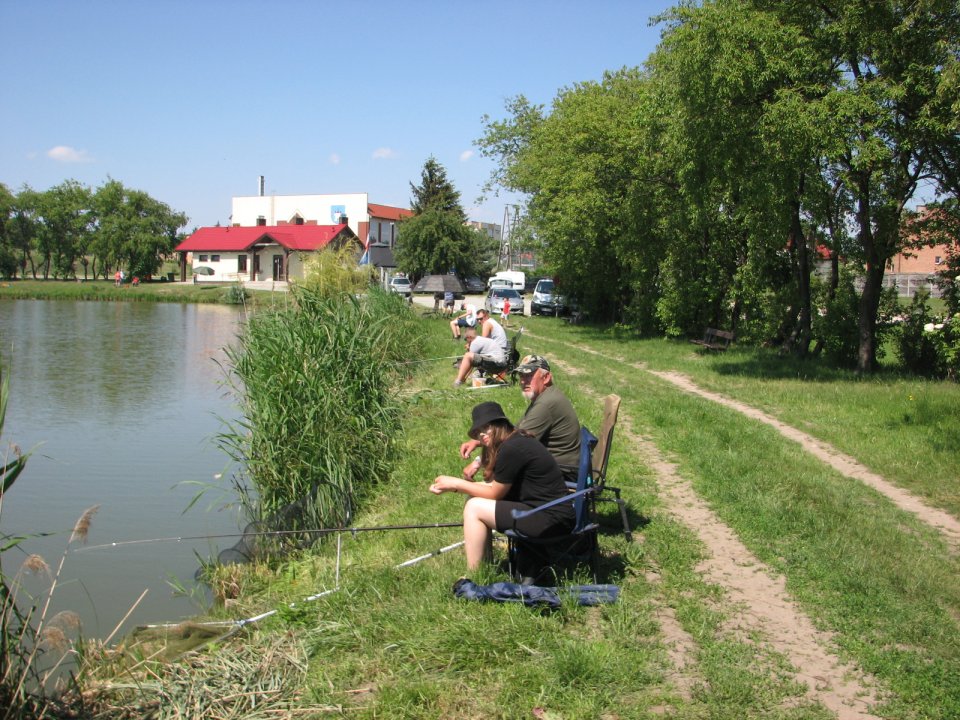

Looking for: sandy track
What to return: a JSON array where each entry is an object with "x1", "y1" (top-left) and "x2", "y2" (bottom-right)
[
  {"x1": 537, "y1": 343, "x2": 888, "y2": 717},
  {"x1": 646, "y1": 368, "x2": 960, "y2": 553}
]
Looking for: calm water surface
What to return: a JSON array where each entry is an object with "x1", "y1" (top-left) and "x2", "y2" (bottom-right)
[{"x1": 0, "y1": 299, "x2": 247, "y2": 638}]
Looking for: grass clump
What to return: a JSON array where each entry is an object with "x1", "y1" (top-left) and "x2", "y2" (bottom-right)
[{"x1": 219, "y1": 285, "x2": 425, "y2": 540}]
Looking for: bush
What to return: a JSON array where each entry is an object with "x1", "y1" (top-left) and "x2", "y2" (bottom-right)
[
  {"x1": 896, "y1": 291, "x2": 960, "y2": 380},
  {"x1": 218, "y1": 286, "x2": 424, "y2": 539}
]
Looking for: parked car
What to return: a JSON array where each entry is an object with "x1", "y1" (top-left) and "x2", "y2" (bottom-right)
[
  {"x1": 484, "y1": 287, "x2": 525, "y2": 316},
  {"x1": 388, "y1": 276, "x2": 412, "y2": 298},
  {"x1": 463, "y1": 275, "x2": 486, "y2": 294},
  {"x1": 530, "y1": 278, "x2": 562, "y2": 315}
]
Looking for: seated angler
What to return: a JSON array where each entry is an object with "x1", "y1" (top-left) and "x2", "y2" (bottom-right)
[
  {"x1": 429, "y1": 402, "x2": 575, "y2": 570},
  {"x1": 453, "y1": 326, "x2": 506, "y2": 387},
  {"x1": 458, "y1": 354, "x2": 580, "y2": 483}
]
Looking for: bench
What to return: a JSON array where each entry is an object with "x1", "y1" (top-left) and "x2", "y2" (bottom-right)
[{"x1": 690, "y1": 328, "x2": 734, "y2": 351}]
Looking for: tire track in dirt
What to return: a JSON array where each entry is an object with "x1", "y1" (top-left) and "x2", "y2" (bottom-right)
[
  {"x1": 527, "y1": 332, "x2": 892, "y2": 713},
  {"x1": 645, "y1": 369, "x2": 960, "y2": 553},
  {"x1": 546, "y1": 353, "x2": 882, "y2": 718},
  {"x1": 527, "y1": 330, "x2": 960, "y2": 553}
]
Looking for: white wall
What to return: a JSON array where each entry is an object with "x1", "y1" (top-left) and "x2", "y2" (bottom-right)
[{"x1": 231, "y1": 193, "x2": 370, "y2": 237}]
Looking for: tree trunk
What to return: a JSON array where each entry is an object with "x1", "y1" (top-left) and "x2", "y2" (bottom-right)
[
  {"x1": 855, "y1": 184, "x2": 881, "y2": 374},
  {"x1": 858, "y1": 260, "x2": 884, "y2": 373},
  {"x1": 787, "y1": 183, "x2": 812, "y2": 357}
]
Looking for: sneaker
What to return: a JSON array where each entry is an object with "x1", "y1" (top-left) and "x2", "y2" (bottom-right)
[{"x1": 453, "y1": 380, "x2": 463, "y2": 387}]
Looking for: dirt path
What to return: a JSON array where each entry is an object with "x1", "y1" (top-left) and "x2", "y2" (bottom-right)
[
  {"x1": 645, "y1": 368, "x2": 960, "y2": 553},
  {"x1": 528, "y1": 330, "x2": 960, "y2": 552},
  {"x1": 547, "y1": 354, "x2": 883, "y2": 718}
]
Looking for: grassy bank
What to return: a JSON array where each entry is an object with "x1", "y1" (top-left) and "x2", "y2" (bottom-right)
[
  {"x1": 0, "y1": 278, "x2": 282, "y2": 307},
  {"x1": 76, "y1": 315, "x2": 960, "y2": 718}
]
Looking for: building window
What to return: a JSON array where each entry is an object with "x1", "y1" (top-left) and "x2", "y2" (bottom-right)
[
  {"x1": 935, "y1": 256, "x2": 943, "y2": 265},
  {"x1": 238, "y1": 254, "x2": 248, "y2": 272},
  {"x1": 211, "y1": 254, "x2": 221, "y2": 262},
  {"x1": 256, "y1": 216, "x2": 266, "y2": 226},
  {"x1": 198, "y1": 254, "x2": 208, "y2": 262},
  {"x1": 294, "y1": 215, "x2": 304, "y2": 225}
]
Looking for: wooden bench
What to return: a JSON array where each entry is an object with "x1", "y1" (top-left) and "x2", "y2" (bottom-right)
[{"x1": 690, "y1": 328, "x2": 734, "y2": 351}]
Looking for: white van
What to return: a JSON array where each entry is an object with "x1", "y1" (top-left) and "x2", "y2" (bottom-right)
[{"x1": 487, "y1": 270, "x2": 526, "y2": 292}]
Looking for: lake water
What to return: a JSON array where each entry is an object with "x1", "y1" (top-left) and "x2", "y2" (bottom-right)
[{"x1": 0, "y1": 299, "x2": 247, "y2": 639}]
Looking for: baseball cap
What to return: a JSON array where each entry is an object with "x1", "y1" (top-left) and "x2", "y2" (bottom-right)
[{"x1": 515, "y1": 354, "x2": 550, "y2": 375}]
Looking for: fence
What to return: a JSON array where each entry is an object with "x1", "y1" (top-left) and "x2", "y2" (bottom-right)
[{"x1": 880, "y1": 273, "x2": 943, "y2": 298}]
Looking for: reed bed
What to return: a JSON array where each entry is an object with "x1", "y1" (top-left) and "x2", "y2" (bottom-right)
[{"x1": 218, "y1": 285, "x2": 424, "y2": 544}]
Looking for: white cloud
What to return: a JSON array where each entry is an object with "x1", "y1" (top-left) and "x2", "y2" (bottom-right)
[
  {"x1": 329, "y1": 153, "x2": 341, "y2": 165},
  {"x1": 459, "y1": 150, "x2": 474, "y2": 162},
  {"x1": 47, "y1": 145, "x2": 93, "y2": 163},
  {"x1": 372, "y1": 147, "x2": 397, "y2": 160}
]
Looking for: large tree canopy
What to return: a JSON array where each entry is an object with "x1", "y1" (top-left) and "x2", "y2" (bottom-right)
[
  {"x1": 478, "y1": 0, "x2": 960, "y2": 372},
  {"x1": 0, "y1": 179, "x2": 187, "y2": 280}
]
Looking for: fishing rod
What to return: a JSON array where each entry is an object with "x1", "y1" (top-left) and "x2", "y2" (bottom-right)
[
  {"x1": 394, "y1": 355, "x2": 462, "y2": 365},
  {"x1": 74, "y1": 521, "x2": 463, "y2": 553}
]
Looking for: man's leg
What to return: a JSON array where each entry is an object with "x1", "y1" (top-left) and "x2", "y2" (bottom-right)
[
  {"x1": 450, "y1": 318, "x2": 459, "y2": 338},
  {"x1": 454, "y1": 352, "x2": 475, "y2": 385}
]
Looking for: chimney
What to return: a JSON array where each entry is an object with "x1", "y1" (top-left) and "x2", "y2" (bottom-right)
[{"x1": 258, "y1": 176, "x2": 265, "y2": 197}]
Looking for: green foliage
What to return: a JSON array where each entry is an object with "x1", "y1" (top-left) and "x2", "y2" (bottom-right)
[
  {"x1": 299, "y1": 244, "x2": 374, "y2": 297},
  {"x1": 394, "y1": 208, "x2": 488, "y2": 281},
  {"x1": 897, "y1": 291, "x2": 960, "y2": 380},
  {"x1": 409, "y1": 156, "x2": 466, "y2": 221},
  {"x1": 0, "y1": 179, "x2": 187, "y2": 281},
  {"x1": 221, "y1": 280, "x2": 248, "y2": 305},
  {"x1": 477, "y1": 1, "x2": 960, "y2": 371},
  {"x1": 91, "y1": 179, "x2": 187, "y2": 280},
  {"x1": 219, "y1": 286, "x2": 424, "y2": 536},
  {"x1": 811, "y1": 271, "x2": 862, "y2": 367}
]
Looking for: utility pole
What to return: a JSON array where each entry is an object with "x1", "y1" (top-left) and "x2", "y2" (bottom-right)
[{"x1": 498, "y1": 205, "x2": 520, "y2": 271}]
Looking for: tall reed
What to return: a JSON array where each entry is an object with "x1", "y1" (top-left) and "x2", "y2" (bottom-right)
[
  {"x1": 0, "y1": 368, "x2": 90, "y2": 719},
  {"x1": 218, "y1": 285, "x2": 423, "y2": 544}
]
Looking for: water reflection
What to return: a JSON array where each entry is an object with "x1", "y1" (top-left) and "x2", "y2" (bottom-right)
[{"x1": 0, "y1": 299, "x2": 246, "y2": 639}]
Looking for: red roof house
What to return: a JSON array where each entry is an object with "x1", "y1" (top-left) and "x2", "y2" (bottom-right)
[{"x1": 174, "y1": 223, "x2": 359, "y2": 283}]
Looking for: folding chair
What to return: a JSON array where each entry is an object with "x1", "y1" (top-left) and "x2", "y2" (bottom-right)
[
  {"x1": 505, "y1": 426, "x2": 599, "y2": 584},
  {"x1": 476, "y1": 326, "x2": 524, "y2": 384},
  {"x1": 592, "y1": 394, "x2": 632, "y2": 541}
]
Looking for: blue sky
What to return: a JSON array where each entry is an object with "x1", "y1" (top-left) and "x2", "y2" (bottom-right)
[{"x1": 1, "y1": 1, "x2": 675, "y2": 230}]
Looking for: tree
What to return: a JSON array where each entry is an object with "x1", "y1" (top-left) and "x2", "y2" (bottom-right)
[
  {"x1": 409, "y1": 156, "x2": 466, "y2": 221},
  {"x1": 92, "y1": 179, "x2": 187, "y2": 279},
  {"x1": 756, "y1": 0, "x2": 960, "y2": 372},
  {"x1": 394, "y1": 209, "x2": 489, "y2": 281},
  {"x1": 33, "y1": 181, "x2": 93, "y2": 279},
  {"x1": 396, "y1": 158, "x2": 489, "y2": 281}
]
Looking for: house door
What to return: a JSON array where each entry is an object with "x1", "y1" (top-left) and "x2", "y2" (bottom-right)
[{"x1": 272, "y1": 255, "x2": 284, "y2": 282}]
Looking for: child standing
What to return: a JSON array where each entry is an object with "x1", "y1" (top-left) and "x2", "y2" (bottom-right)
[{"x1": 500, "y1": 297, "x2": 511, "y2": 325}]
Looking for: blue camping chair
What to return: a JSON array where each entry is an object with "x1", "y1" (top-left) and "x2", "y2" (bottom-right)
[{"x1": 505, "y1": 426, "x2": 600, "y2": 584}]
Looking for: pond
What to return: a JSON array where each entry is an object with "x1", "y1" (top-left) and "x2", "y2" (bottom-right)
[{"x1": 0, "y1": 299, "x2": 247, "y2": 639}]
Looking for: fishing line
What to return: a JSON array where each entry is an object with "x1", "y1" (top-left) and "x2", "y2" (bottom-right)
[
  {"x1": 135, "y1": 537, "x2": 466, "y2": 633},
  {"x1": 394, "y1": 355, "x2": 463, "y2": 365},
  {"x1": 74, "y1": 521, "x2": 463, "y2": 553}
]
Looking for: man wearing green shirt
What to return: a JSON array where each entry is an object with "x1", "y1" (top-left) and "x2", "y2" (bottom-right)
[{"x1": 460, "y1": 354, "x2": 581, "y2": 482}]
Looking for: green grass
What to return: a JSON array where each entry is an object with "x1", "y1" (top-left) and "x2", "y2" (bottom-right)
[
  {"x1": 525, "y1": 318, "x2": 960, "y2": 518},
  {"x1": 0, "y1": 278, "x2": 284, "y2": 307},
  {"x1": 82, "y1": 314, "x2": 960, "y2": 719}
]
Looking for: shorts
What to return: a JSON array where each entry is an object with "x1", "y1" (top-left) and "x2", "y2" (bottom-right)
[
  {"x1": 495, "y1": 500, "x2": 575, "y2": 538},
  {"x1": 471, "y1": 353, "x2": 506, "y2": 368},
  {"x1": 456, "y1": 318, "x2": 474, "y2": 328},
  {"x1": 444, "y1": 300, "x2": 455, "y2": 308}
]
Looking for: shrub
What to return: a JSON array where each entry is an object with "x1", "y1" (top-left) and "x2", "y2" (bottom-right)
[{"x1": 218, "y1": 285, "x2": 424, "y2": 541}]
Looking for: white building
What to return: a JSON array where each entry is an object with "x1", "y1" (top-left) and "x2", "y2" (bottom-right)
[{"x1": 231, "y1": 184, "x2": 411, "y2": 248}]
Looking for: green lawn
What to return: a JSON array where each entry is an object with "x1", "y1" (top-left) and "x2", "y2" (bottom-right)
[
  {"x1": 89, "y1": 312, "x2": 960, "y2": 719},
  {"x1": 0, "y1": 278, "x2": 283, "y2": 306}
]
